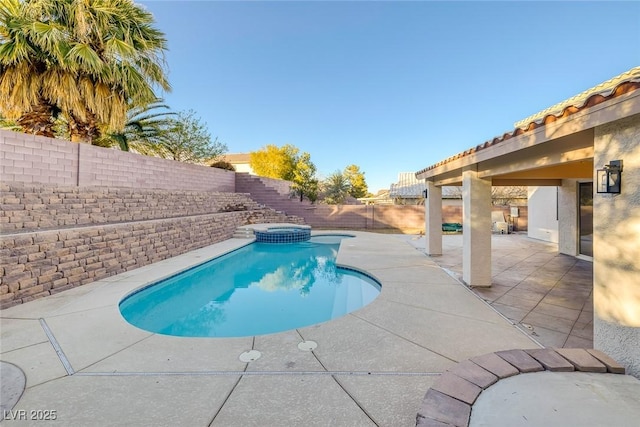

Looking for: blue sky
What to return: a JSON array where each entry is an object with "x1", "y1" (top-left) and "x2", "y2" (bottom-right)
[{"x1": 139, "y1": 1, "x2": 639, "y2": 192}]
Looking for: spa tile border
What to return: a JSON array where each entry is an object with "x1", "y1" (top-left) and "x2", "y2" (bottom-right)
[{"x1": 416, "y1": 348, "x2": 626, "y2": 427}]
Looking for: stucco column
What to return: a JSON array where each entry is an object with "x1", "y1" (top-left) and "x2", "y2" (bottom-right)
[
  {"x1": 558, "y1": 179, "x2": 579, "y2": 256},
  {"x1": 462, "y1": 168, "x2": 492, "y2": 287},
  {"x1": 424, "y1": 181, "x2": 442, "y2": 256},
  {"x1": 593, "y1": 114, "x2": 640, "y2": 378}
]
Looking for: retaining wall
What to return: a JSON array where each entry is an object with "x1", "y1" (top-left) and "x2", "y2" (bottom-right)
[
  {"x1": 0, "y1": 183, "x2": 303, "y2": 309},
  {"x1": 0, "y1": 183, "x2": 264, "y2": 233}
]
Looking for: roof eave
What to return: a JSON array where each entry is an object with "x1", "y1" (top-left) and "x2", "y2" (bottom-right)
[{"x1": 416, "y1": 85, "x2": 640, "y2": 182}]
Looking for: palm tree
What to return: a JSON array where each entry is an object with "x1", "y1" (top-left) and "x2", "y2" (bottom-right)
[
  {"x1": 322, "y1": 171, "x2": 351, "y2": 205},
  {"x1": 0, "y1": 0, "x2": 170, "y2": 142},
  {"x1": 94, "y1": 99, "x2": 176, "y2": 151},
  {"x1": 0, "y1": 0, "x2": 61, "y2": 137}
]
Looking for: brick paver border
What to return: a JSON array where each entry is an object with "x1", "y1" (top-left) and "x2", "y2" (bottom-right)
[{"x1": 416, "y1": 348, "x2": 626, "y2": 426}]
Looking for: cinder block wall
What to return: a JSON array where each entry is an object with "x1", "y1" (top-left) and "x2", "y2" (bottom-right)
[
  {"x1": 236, "y1": 173, "x2": 292, "y2": 196},
  {"x1": 301, "y1": 205, "x2": 426, "y2": 231},
  {"x1": 234, "y1": 175, "x2": 528, "y2": 232},
  {"x1": 0, "y1": 130, "x2": 234, "y2": 191},
  {"x1": 0, "y1": 184, "x2": 303, "y2": 309}
]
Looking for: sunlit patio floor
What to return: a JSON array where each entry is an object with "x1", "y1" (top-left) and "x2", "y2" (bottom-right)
[
  {"x1": 1, "y1": 231, "x2": 540, "y2": 426},
  {"x1": 3, "y1": 231, "x2": 634, "y2": 427},
  {"x1": 401, "y1": 233, "x2": 593, "y2": 348}
]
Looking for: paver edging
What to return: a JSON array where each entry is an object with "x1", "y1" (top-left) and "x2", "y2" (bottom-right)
[{"x1": 416, "y1": 348, "x2": 626, "y2": 427}]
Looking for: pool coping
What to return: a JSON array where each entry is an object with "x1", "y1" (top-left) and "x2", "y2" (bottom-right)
[
  {"x1": 416, "y1": 348, "x2": 626, "y2": 426},
  {"x1": 236, "y1": 222, "x2": 311, "y2": 232}
]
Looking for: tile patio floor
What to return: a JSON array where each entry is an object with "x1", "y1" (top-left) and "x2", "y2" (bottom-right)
[{"x1": 402, "y1": 233, "x2": 594, "y2": 349}]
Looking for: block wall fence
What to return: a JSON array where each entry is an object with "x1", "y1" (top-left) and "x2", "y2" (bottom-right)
[
  {"x1": 0, "y1": 130, "x2": 529, "y2": 232},
  {"x1": 0, "y1": 130, "x2": 234, "y2": 191},
  {"x1": 295, "y1": 204, "x2": 527, "y2": 232},
  {"x1": 0, "y1": 131, "x2": 528, "y2": 308},
  {"x1": 235, "y1": 172, "x2": 528, "y2": 232}
]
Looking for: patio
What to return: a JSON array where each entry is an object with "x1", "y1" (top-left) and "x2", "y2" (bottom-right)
[
  {"x1": 1, "y1": 231, "x2": 538, "y2": 426},
  {"x1": 3, "y1": 231, "x2": 637, "y2": 427},
  {"x1": 401, "y1": 233, "x2": 593, "y2": 348}
]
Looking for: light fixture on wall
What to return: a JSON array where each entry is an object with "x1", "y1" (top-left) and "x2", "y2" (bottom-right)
[{"x1": 596, "y1": 160, "x2": 623, "y2": 194}]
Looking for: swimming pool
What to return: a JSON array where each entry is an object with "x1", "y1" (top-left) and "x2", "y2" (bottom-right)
[{"x1": 119, "y1": 235, "x2": 381, "y2": 337}]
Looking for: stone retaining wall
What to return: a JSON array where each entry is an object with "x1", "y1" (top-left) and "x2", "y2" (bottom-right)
[
  {"x1": 0, "y1": 183, "x2": 263, "y2": 233},
  {"x1": 0, "y1": 183, "x2": 304, "y2": 309},
  {"x1": 0, "y1": 209, "x2": 299, "y2": 309}
]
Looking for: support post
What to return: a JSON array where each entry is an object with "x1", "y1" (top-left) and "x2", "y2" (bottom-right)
[
  {"x1": 558, "y1": 179, "x2": 579, "y2": 256},
  {"x1": 424, "y1": 181, "x2": 442, "y2": 256},
  {"x1": 462, "y1": 168, "x2": 492, "y2": 287}
]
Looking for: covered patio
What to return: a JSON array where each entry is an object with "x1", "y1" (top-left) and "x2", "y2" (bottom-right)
[{"x1": 416, "y1": 67, "x2": 640, "y2": 377}]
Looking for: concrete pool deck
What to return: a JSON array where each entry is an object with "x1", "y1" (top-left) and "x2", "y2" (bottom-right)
[{"x1": 1, "y1": 231, "x2": 637, "y2": 426}]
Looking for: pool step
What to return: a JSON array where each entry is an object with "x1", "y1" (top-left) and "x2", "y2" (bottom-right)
[{"x1": 232, "y1": 227, "x2": 255, "y2": 239}]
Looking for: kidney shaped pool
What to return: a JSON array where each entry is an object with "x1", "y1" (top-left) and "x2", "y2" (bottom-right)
[{"x1": 119, "y1": 235, "x2": 381, "y2": 337}]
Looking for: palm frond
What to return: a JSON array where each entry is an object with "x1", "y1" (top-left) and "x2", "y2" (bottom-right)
[{"x1": 0, "y1": 0, "x2": 171, "y2": 141}]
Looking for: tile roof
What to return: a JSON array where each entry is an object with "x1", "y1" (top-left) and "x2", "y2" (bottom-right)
[
  {"x1": 223, "y1": 153, "x2": 251, "y2": 163},
  {"x1": 389, "y1": 172, "x2": 427, "y2": 197},
  {"x1": 416, "y1": 67, "x2": 640, "y2": 177}
]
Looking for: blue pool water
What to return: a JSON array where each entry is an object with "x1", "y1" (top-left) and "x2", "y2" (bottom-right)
[{"x1": 119, "y1": 235, "x2": 381, "y2": 337}]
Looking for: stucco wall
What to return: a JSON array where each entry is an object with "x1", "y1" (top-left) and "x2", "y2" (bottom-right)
[
  {"x1": 593, "y1": 113, "x2": 640, "y2": 378},
  {"x1": 0, "y1": 130, "x2": 235, "y2": 192},
  {"x1": 528, "y1": 187, "x2": 559, "y2": 243}
]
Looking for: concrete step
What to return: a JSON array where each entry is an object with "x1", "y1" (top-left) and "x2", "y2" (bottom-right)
[{"x1": 232, "y1": 227, "x2": 255, "y2": 239}]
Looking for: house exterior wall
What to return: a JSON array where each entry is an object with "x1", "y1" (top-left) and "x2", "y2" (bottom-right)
[
  {"x1": 0, "y1": 130, "x2": 235, "y2": 192},
  {"x1": 527, "y1": 186, "x2": 559, "y2": 243},
  {"x1": 233, "y1": 163, "x2": 253, "y2": 174},
  {"x1": 593, "y1": 113, "x2": 640, "y2": 378}
]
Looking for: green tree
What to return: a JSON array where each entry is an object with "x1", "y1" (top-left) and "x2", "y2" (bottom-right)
[
  {"x1": 249, "y1": 144, "x2": 299, "y2": 180},
  {"x1": 210, "y1": 160, "x2": 235, "y2": 171},
  {"x1": 148, "y1": 110, "x2": 227, "y2": 163},
  {"x1": 322, "y1": 171, "x2": 351, "y2": 205},
  {"x1": 0, "y1": 0, "x2": 170, "y2": 142},
  {"x1": 0, "y1": 111, "x2": 19, "y2": 131},
  {"x1": 343, "y1": 164, "x2": 368, "y2": 198},
  {"x1": 291, "y1": 152, "x2": 319, "y2": 202}
]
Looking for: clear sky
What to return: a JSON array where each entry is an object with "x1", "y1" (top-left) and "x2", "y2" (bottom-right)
[{"x1": 139, "y1": 0, "x2": 639, "y2": 193}]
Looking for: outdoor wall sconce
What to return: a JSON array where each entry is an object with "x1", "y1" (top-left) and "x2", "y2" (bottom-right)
[
  {"x1": 422, "y1": 189, "x2": 428, "y2": 198},
  {"x1": 596, "y1": 160, "x2": 623, "y2": 194}
]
